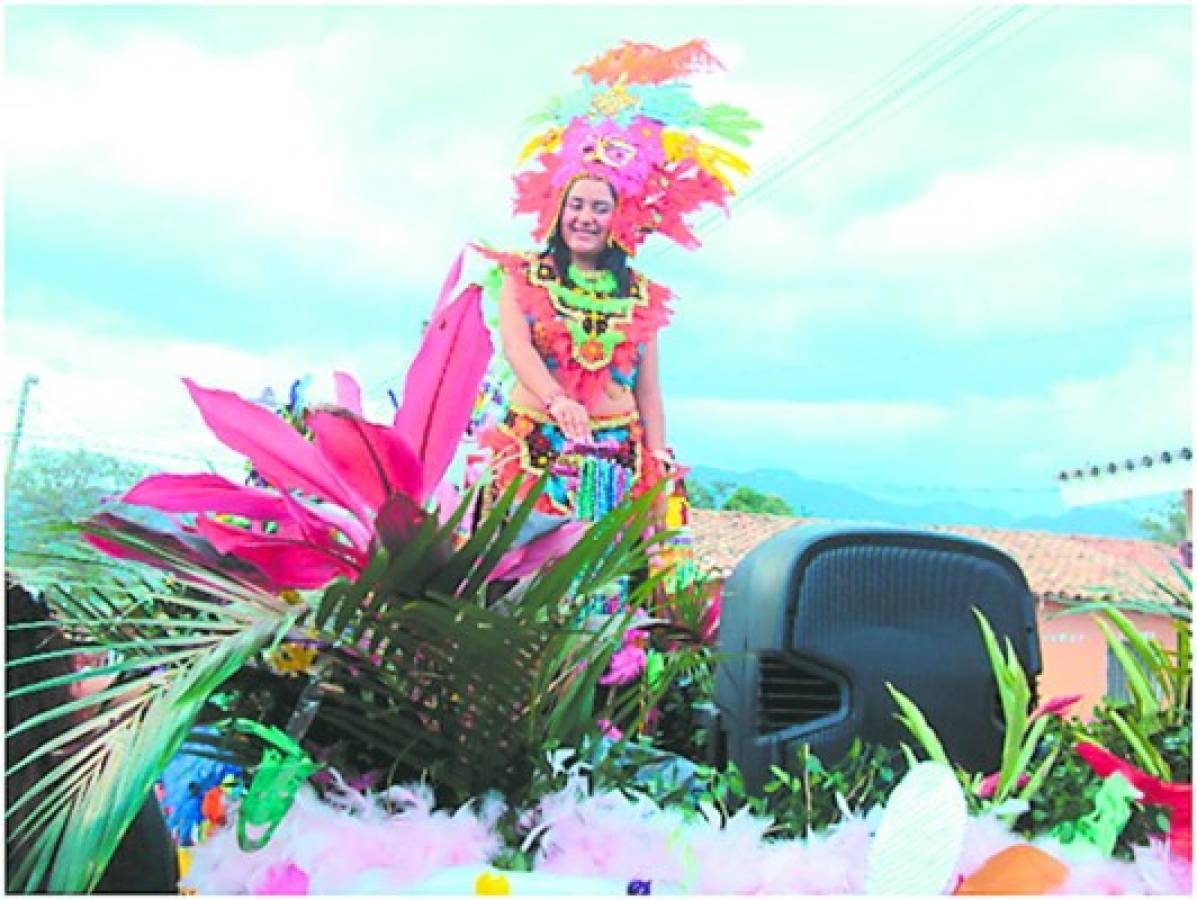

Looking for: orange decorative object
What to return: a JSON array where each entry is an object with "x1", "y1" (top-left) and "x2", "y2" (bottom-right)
[
  {"x1": 580, "y1": 340, "x2": 606, "y2": 363},
  {"x1": 201, "y1": 785, "x2": 228, "y2": 828},
  {"x1": 954, "y1": 844, "x2": 1069, "y2": 895}
]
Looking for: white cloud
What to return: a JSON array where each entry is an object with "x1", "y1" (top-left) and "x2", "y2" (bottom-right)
[
  {"x1": 837, "y1": 145, "x2": 1188, "y2": 264},
  {"x1": 4, "y1": 27, "x2": 513, "y2": 286},
  {"x1": 999, "y1": 339, "x2": 1192, "y2": 474},
  {"x1": 2, "y1": 317, "x2": 413, "y2": 475},
  {"x1": 670, "y1": 396, "x2": 950, "y2": 443},
  {"x1": 667, "y1": 336, "x2": 1191, "y2": 488}
]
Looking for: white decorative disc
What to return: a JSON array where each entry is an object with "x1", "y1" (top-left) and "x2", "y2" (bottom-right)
[{"x1": 864, "y1": 760, "x2": 968, "y2": 895}]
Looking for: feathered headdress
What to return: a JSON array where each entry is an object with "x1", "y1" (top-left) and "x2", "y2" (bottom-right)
[{"x1": 512, "y1": 39, "x2": 761, "y2": 255}]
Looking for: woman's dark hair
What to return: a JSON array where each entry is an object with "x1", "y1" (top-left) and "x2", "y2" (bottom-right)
[
  {"x1": 544, "y1": 180, "x2": 632, "y2": 295},
  {"x1": 6, "y1": 578, "x2": 178, "y2": 894}
]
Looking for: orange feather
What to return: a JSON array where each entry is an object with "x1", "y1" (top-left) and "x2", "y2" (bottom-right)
[{"x1": 575, "y1": 39, "x2": 723, "y2": 86}]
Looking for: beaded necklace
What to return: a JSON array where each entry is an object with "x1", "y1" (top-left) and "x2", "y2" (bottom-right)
[{"x1": 543, "y1": 264, "x2": 641, "y2": 371}]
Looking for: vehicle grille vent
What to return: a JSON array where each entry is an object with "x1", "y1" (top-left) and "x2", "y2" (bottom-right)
[{"x1": 758, "y1": 653, "x2": 843, "y2": 734}]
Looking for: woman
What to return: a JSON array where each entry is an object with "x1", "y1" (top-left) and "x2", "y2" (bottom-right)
[{"x1": 470, "y1": 39, "x2": 760, "y2": 525}]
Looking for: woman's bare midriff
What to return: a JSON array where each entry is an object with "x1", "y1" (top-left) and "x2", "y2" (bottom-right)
[{"x1": 510, "y1": 382, "x2": 638, "y2": 419}]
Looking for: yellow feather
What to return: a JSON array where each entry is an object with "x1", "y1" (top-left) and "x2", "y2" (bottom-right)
[
  {"x1": 517, "y1": 128, "x2": 562, "y2": 163},
  {"x1": 662, "y1": 130, "x2": 752, "y2": 190}
]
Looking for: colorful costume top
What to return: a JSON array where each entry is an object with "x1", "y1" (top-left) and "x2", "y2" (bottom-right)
[{"x1": 476, "y1": 246, "x2": 671, "y2": 406}]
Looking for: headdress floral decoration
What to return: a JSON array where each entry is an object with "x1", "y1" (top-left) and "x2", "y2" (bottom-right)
[{"x1": 512, "y1": 39, "x2": 761, "y2": 255}]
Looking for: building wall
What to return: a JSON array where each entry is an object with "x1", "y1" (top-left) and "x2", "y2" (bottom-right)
[{"x1": 1036, "y1": 600, "x2": 1179, "y2": 719}]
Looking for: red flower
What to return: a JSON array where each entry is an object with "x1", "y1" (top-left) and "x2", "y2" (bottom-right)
[{"x1": 1029, "y1": 693, "x2": 1083, "y2": 722}]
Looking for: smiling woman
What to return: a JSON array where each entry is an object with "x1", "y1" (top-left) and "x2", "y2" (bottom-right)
[{"x1": 468, "y1": 39, "x2": 761, "y2": 532}]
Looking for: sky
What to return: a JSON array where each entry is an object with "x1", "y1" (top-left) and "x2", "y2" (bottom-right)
[{"x1": 3, "y1": 2, "x2": 1192, "y2": 521}]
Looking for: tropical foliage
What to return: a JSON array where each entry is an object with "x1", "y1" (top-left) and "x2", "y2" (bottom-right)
[{"x1": 3, "y1": 279, "x2": 712, "y2": 892}]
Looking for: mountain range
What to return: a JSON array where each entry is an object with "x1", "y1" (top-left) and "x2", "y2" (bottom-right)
[{"x1": 688, "y1": 465, "x2": 1152, "y2": 539}]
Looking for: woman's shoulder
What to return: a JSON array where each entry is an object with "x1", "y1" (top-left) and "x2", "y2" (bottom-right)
[
  {"x1": 626, "y1": 265, "x2": 671, "y2": 300},
  {"x1": 471, "y1": 245, "x2": 550, "y2": 273}
]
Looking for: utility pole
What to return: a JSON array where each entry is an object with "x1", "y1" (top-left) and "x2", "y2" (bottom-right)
[{"x1": 6, "y1": 374, "x2": 39, "y2": 484}]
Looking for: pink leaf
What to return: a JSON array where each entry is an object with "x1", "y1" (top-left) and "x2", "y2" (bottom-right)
[
  {"x1": 392, "y1": 285, "x2": 493, "y2": 502},
  {"x1": 975, "y1": 771, "x2": 1029, "y2": 799},
  {"x1": 278, "y1": 490, "x2": 369, "y2": 563},
  {"x1": 488, "y1": 520, "x2": 589, "y2": 581},
  {"x1": 597, "y1": 718, "x2": 623, "y2": 741},
  {"x1": 429, "y1": 479, "x2": 462, "y2": 527},
  {"x1": 123, "y1": 472, "x2": 289, "y2": 520},
  {"x1": 183, "y1": 378, "x2": 370, "y2": 525},
  {"x1": 124, "y1": 470, "x2": 372, "y2": 552},
  {"x1": 308, "y1": 408, "x2": 423, "y2": 514},
  {"x1": 700, "y1": 587, "x2": 722, "y2": 645},
  {"x1": 432, "y1": 248, "x2": 465, "y2": 319},
  {"x1": 333, "y1": 371, "x2": 364, "y2": 416},
  {"x1": 374, "y1": 492, "x2": 430, "y2": 552},
  {"x1": 83, "y1": 512, "x2": 277, "y2": 592},
  {"x1": 195, "y1": 516, "x2": 360, "y2": 589}
]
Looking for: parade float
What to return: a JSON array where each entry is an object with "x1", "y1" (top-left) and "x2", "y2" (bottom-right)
[{"x1": 6, "y1": 279, "x2": 1191, "y2": 894}]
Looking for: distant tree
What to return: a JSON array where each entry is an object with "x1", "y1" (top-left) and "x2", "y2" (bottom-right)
[
  {"x1": 721, "y1": 485, "x2": 794, "y2": 517},
  {"x1": 7, "y1": 448, "x2": 154, "y2": 530},
  {"x1": 6, "y1": 448, "x2": 156, "y2": 586},
  {"x1": 711, "y1": 479, "x2": 736, "y2": 507},
  {"x1": 687, "y1": 480, "x2": 717, "y2": 509},
  {"x1": 1139, "y1": 496, "x2": 1188, "y2": 545}
]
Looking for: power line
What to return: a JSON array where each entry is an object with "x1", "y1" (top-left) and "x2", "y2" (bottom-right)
[
  {"x1": 645, "y1": 5, "x2": 1053, "y2": 261},
  {"x1": 767, "y1": 5, "x2": 1058, "y2": 192},
  {"x1": 733, "y1": 7, "x2": 1026, "y2": 207}
]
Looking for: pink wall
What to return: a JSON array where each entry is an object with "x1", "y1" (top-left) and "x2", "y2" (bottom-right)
[{"x1": 1037, "y1": 600, "x2": 1181, "y2": 719}]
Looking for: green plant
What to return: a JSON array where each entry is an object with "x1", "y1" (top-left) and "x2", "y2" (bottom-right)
[
  {"x1": 1139, "y1": 497, "x2": 1188, "y2": 545},
  {"x1": 752, "y1": 740, "x2": 908, "y2": 838},
  {"x1": 886, "y1": 609, "x2": 1061, "y2": 822},
  {"x1": 1020, "y1": 709, "x2": 1190, "y2": 860},
  {"x1": 1054, "y1": 564, "x2": 1191, "y2": 778},
  {"x1": 5, "y1": 477, "x2": 683, "y2": 893}
]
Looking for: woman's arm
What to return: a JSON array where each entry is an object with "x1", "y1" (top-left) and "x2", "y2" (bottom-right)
[
  {"x1": 634, "y1": 336, "x2": 667, "y2": 456},
  {"x1": 498, "y1": 274, "x2": 591, "y2": 441}
]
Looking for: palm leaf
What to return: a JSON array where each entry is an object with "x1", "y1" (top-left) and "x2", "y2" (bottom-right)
[
  {"x1": 9, "y1": 452, "x2": 691, "y2": 885},
  {"x1": 6, "y1": 529, "x2": 300, "y2": 893}
]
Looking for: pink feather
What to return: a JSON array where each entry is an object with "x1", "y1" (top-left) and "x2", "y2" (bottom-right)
[
  {"x1": 180, "y1": 781, "x2": 1194, "y2": 896},
  {"x1": 250, "y1": 861, "x2": 310, "y2": 895}
]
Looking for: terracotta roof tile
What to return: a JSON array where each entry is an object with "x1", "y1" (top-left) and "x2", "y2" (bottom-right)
[{"x1": 689, "y1": 509, "x2": 1182, "y2": 603}]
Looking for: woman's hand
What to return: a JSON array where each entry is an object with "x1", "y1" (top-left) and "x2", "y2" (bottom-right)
[{"x1": 548, "y1": 394, "x2": 592, "y2": 443}]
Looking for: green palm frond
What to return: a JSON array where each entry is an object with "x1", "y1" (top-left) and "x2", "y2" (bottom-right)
[
  {"x1": 8, "y1": 473, "x2": 680, "y2": 889},
  {"x1": 7, "y1": 547, "x2": 299, "y2": 893}
]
